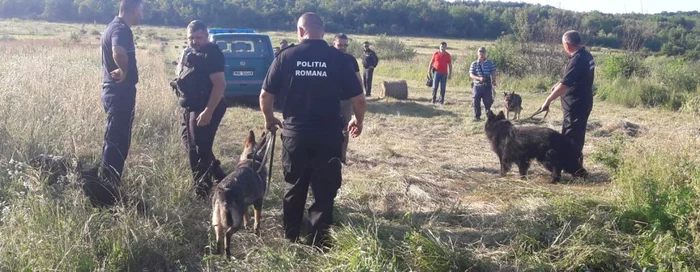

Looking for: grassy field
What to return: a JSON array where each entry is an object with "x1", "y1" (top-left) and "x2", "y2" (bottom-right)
[{"x1": 1, "y1": 19, "x2": 699, "y2": 271}]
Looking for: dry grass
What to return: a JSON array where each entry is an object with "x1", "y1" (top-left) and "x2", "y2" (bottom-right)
[{"x1": 1, "y1": 19, "x2": 699, "y2": 271}]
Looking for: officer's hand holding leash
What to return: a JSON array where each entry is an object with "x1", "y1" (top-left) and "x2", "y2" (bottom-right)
[
  {"x1": 348, "y1": 117, "x2": 363, "y2": 138},
  {"x1": 539, "y1": 85, "x2": 557, "y2": 113},
  {"x1": 265, "y1": 116, "x2": 284, "y2": 133}
]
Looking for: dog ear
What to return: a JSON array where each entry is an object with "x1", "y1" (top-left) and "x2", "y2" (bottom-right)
[
  {"x1": 245, "y1": 130, "x2": 255, "y2": 148},
  {"x1": 486, "y1": 109, "x2": 495, "y2": 119},
  {"x1": 511, "y1": 91, "x2": 515, "y2": 95},
  {"x1": 496, "y1": 110, "x2": 506, "y2": 120}
]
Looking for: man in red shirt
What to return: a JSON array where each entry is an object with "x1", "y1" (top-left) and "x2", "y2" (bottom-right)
[{"x1": 427, "y1": 41, "x2": 452, "y2": 104}]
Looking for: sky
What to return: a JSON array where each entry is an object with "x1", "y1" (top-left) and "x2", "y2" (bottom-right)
[{"x1": 481, "y1": 0, "x2": 700, "y2": 14}]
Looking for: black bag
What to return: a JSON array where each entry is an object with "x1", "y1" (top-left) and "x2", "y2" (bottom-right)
[
  {"x1": 477, "y1": 62, "x2": 492, "y2": 87},
  {"x1": 426, "y1": 67, "x2": 434, "y2": 87},
  {"x1": 169, "y1": 52, "x2": 210, "y2": 111}
]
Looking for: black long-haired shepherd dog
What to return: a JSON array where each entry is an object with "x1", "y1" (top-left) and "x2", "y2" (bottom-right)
[{"x1": 485, "y1": 110, "x2": 588, "y2": 183}]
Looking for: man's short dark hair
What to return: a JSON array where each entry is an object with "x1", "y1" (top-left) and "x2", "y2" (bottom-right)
[
  {"x1": 563, "y1": 30, "x2": 582, "y2": 46},
  {"x1": 440, "y1": 41, "x2": 447, "y2": 46},
  {"x1": 335, "y1": 33, "x2": 348, "y2": 40},
  {"x1": 187, "y1": 20, "x2": 207, "y2": 33},
  {"x1": 120, "y1": 0, "x2": 143, "y2": 13}
]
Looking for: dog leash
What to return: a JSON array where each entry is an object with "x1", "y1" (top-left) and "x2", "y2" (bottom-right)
[
  {"x1": 264, "y1": 130, "x2": 276, "y2": 196},
  {"x1": 528, "y1": 86, "x2": 555, "y2": 121},
  {"x1": 528, "y1": 106, "x2": 550, "y2": 120}
]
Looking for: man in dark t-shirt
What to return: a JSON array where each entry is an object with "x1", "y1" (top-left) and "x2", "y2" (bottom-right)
[
  {"x1": 332, "y1": 33, "x2": 363, "y2": 163},
  {"x1": 260, "y1": 12, "x2": 366, "y2": 248},
  {"x1": 179, "y1": 20, "x2": 228, "y2": 199},
  {"x1": 93, "y1": 0, "x2": 143, "y2": 206},
  {"x1": 539, "y1": 30, "x2": 595, "y2": 174}
]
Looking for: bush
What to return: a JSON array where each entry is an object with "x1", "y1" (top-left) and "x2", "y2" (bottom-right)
[
  {"x1": 596, "y1": 77, "x2": 684, "y2": 109},
  {"x1": 645, "y1": 57, "x2": 700, "y2": 94},
  {"x1": 69, "y1": 31, "x2": 81, "y2": 43},
  {"x1": 371, "y1": 34, "x2": 416, "y2": 61},
  {"x1": 599, "y1": 54, "x2": 647, "y2": 79},
  {"x1": 489, "y1": 37, "x2": 523, "y2": 77},
  {"x1": 325, "y1": 34, "x2": 416, "y2": 62}
]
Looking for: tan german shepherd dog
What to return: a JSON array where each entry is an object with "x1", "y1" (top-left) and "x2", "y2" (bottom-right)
[{"x1": 211, "y1": 130, "x2": 270, "y2": 257}]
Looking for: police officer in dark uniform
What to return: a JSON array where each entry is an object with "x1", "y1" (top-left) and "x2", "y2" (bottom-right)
[
  {"x1": 260, "y1": 12, "x2": 366, "y2": 247},
  {"x1": 539, "y1": 30, "x2": 595, "y2": 170},
  {"x1": 361, "y1": 41, "x2": 379, "y2": 97},
  {"x1": 96, "y1": 0, "x2": 143, "y2": 204},
  {"x1": 332, "y1": 33, "x2": 363, "y2": 163},
  {"x1": 176, "y1": 20, "x2": 228, "y2": 198}
]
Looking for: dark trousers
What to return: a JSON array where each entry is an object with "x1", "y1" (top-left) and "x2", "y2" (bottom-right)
[
  {"x1": 473, "y1": 84, "x2": 494, "y2": 119},
  {"x1": 181, "y1": 101, "x2": 227, "y2": 197},
  {"x1": 100, "y1": 84, "x2": 136, "y2": 184},
  {"x1": 363, "y1": 68, "x2": 374, "y2": 95},
  {"x1": 281, "y1": 131, "x2": 343, "y2": 246},
  {"x1": 432, "y1": 71, "x2": 447, "y2": 103},
  {"x1": 562, "y1": 106, "x2": 592, "y2": 160}
]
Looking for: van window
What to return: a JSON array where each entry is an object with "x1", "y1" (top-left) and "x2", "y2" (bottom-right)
[{"x1": 214, "y1": 36, "x2": 270, "y2": 58}]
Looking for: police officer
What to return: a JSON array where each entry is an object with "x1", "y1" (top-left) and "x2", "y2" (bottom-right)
[
  {"x1": 469, "y1": 47, "x2": 498, "y2": 121},
  {"x1": 95, "y1": 0, "x2": 143, "y2": 205},
  {"x1": 260, "y1": 12, "x2": 366, "y2": 247},
  {"x1": 332, "y1": 33, "x2": 363, "y2": 163},
  {"x1": 539, "y1": 30, "x2": 595, "y2": 171},
  {"x1": 361, "y1": 41, "x2": 379, "y2": 97},
  {"x1": 178, "y1": 20, "x2": 228, "y2": 198}
]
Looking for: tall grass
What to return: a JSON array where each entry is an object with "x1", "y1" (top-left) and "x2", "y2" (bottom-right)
[
  {"x1": 2, "y1": 21, "x2": 700, "y2": 271},
  {"x1": 613, "y1": 144, "x2": 700, "y2": 270},
  {"x1": 596, "y1": 53, "x2": 700, "y2": 111}
]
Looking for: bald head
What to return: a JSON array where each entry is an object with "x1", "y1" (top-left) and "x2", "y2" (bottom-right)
[{"x1": 297, "y1": 12, "x2": 324, "y2": 40}]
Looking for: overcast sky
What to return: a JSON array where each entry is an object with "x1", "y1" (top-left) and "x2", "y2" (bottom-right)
[{"x1": 478, "y1": 0, "x2": 699, "y2": 14}]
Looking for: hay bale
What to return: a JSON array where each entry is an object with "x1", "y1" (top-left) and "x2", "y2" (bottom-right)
[{"x1": 381, "y1": 80, "x2": 408, "y2": 100}]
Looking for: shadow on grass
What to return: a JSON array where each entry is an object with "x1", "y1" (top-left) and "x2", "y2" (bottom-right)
[
  {"x1": 465, "y1": 167, "x2": 501, "y2": 175},
  {"x1": 335, "y1": 206, "x2": 502, "y2": 271},
  {"x1": 367, "y1": 100, "x2": 457, "y2": 118},
  {"x1": 225, "y1": 97, "x2": 260, "y2": 110}
]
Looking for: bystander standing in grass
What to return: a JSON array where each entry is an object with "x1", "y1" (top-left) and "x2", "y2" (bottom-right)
[
  {"x1": 469, "y1": 47, "x2": 498, "y2": 121},
  {"x1": 428, "y1": 41, "x2": 452, "y2": 104}
]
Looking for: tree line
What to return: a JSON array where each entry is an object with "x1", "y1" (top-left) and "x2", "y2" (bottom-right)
[{"x1": 2, "y1": 0, "x2": 699, "y2": 58}]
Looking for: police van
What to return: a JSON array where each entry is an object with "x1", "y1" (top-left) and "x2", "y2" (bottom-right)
[{"x1": 207, "y1": 28, "x2": 274, "y2": 100}]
